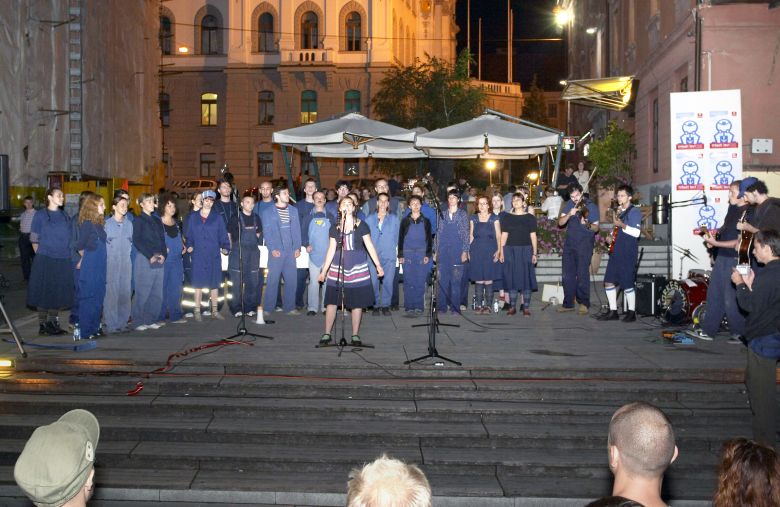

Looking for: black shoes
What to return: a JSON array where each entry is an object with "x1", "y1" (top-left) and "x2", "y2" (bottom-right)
[
  {"x1": 596, "y1": 310, "x2": 620, "y2": 321},
  {"x1": 381, "y1": 307, "x2": 391, "y2": 316},
  {"x1": 622, "y1": 310, "x2": 636, "y2": 322},
  {"x1": 350, "y1": 335, "x2": 362, "y2": 346},
  {"x1": 39, "y1": 321, "x2": 68, "y2": 335}
]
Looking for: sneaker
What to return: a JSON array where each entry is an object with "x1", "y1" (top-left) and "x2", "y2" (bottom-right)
[
  {"x1": 459, "y1": 305, "x2": 467, "y2": 312},
  {"x1": 557, "y1": 305, "x2": 575, "y2": 313},
  {"x1": 287, "y1": 309, "x2": 301, "y2": 316},
  {"x1": 135, "y1": 325, "x2": 149, "y2": 331},
  {"x1": 147, "y1": 323, "x2": 161, "y2": 329},
  {"x1": 233, "y1": 311, "x2": 243, "y2": 317},
  {"x1": 171, "y1": 318, "x2": 188, "y2": 324},
  {"x1": 246, "y1": 311, "x2": 256, "y2": 317},
  {"x1": 39, "y1": 324, "x2": 50, "y2": 336},
  {"x1": 319, "y1": 333, "x2": 332, "y2": 345},
  {"x1": 274, "y1": 307, "x2": 283, "y2": 312},
  {"x1": 46, "y1": 322, "x2": 68, "y2": 335},
  {"x1": 184, "y1": 312, "x2": 194, "y2": 318},
  {"x1": 155, "y1": 322, "x2": 166, "y2": 327},
  {"x1": 507, "y1": 307, "x2": 517, "y2": 316},
  {"x1": 578, "y1": 304, "x2": 589, "y2": 315},
  {"x1": 685, "y1": 329, "x2": 713, "y2": 341},
  {"x1": 381, "y1": 307, "x2": 391, "y2": 316},
  {"x1": 307, "y1": 310, "x2": 317, "y2": 316},
  {"x1": 350, "y1": 335, "x2": 362, "y2": 346},
  {"x1": 621, "y1": 310, "x2": 637, "y2": 322},
  {"x1": 596, "y1": 310, "x2": 619, "y2": 321}
]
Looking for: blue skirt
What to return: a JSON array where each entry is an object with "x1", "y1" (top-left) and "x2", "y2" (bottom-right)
[
  {"x1": 502, "y1": 245, "x2": 538, "y2": 292},
  {"x1": 27, "y1": 255, "x2": 74, "y2": 309}
]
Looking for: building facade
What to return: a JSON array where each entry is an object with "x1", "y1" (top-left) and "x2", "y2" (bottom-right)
[
  {"x1": 161, "y1": 0, "x2": 457, "y2": 190},
  {"x1": 562, "y1": 0, "x2": 780, "y2": 202}
]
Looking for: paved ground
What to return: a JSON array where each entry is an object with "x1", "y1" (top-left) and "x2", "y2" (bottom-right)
[{"x1": 0, "y1": 258, "x2": 774, "y2": 506}]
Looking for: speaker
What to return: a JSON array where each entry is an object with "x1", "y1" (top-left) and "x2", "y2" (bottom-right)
[{"x1": 635, "y1": 274, "x2": 666, "y2": 316}]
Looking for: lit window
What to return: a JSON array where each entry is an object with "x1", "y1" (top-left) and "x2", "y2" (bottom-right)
[
  {"x1": 258, "y1": 91, "x2": 274, "y2": 124},
  {"x1": 201, "y1": 93, "x2": 217, "y2": 126},
  {"x1": 301, "y1": 90, "x2": 317, "y2": 124},
  {"x1": 346, "y1": 12, "x2": 361, "y2": 51},
  {"x1": 344, "y1": 160, "x2": 359, "y2": 177},
  {"x1": 345, "y1": 90, "x2": 361, "y2": 113},
  {"x1": 301, "y1": 11, "x2": 318, "y2": 49},
  {"x1": 259, "y1": 13, "x2": 274, "y2": 52}
]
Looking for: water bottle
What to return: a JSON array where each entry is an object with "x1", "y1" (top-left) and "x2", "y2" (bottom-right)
[
  {"x1": 492, "y1": 299, "x2": 500, "y2": 314},
  {"x1": 471, "y1": 293, "x2": 478, "y2": 310},
  {"x1": 72, "y1": 324, "x2": 80, "y2": 341}
]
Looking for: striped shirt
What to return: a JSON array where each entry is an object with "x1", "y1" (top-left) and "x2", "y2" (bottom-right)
[
  {"x1": 277, "y1": 206, "x2": 290, "y2": 224},
  {"x1": 18, "y1": 209, "x2": 36, "y2": 234}
]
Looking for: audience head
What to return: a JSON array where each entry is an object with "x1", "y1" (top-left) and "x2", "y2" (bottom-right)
[
  {"x1": 568, "y1": 183, "x2": 584, "y2": 202},
  {"x1": 273, "y1": 185, "x2": 290, "y2": 204},
  {"x1": 335, "y1": 180, "x2": 351, "y2": 198},
  {"x1": 78, "y1": 191, "x2": 94, "y2": 209},
  {"x1": 326, "y1": 188, "x2": 337, "y2": 201},
  {"x1": 45, "y1": 187, "x2": 64, "y2": 209},
  {"x1": 713, "y1": 438, "x2": 780, "y2": 507},
  {"x1": 446, "y1": 189, "x2": 460, "y2": 207},
  {"x1": 137, "y1": 192, "x2": 157, "y2": 213},
  {"x1": 346, "y1": 454, "x2": 431, "y2": 507},
  {"x1": 491, "y1": 192, "x2": 503, "y2": 212},
  {"x1": 753, "y1": 229, "x2": 780, "y2": 262},
  {"x1": 313, "y1": 190, "x2": 326, "y2": 209},
  {"x1": 608, "y1": 402, "x2": 677, "y2": 480},
  {"x1": 216, "y1": 178, "x2": 232, "y2": 199},
  {"x1": 585, "y1": 497, "x2": 645, "y2": 507},
  {"x1": 303, "y1": 178, "x2": 317, "y2": 196},
  {"x1": 190, "y1": 191, "x2": 203, "y2": 210},
  {"x1": 158, "y1": 193, "x2": 178, "y2": 218},
  {"x1": 111, "y1": 195, "x2": 129, "y2": 217},
  {"x1": 15, "y1": 409, "x2": 100, "y2": 507}
]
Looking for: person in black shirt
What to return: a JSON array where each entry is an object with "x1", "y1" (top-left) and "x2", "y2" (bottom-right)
[
  {"x1": 731, "y1": 229, "x2": 780, "y2": 446},
  {"x1": 689, "y1": 181, "x2": 748, "y2": 340},
  {"x1": 499, "y1": 193, "x2": 538, "y2": 316},
  {"x1": 227, "y1": 194, "x2": 263, "y2": 319},
  {"x1": 556, "y1": 165, "x2": 578, "y2": 202}
]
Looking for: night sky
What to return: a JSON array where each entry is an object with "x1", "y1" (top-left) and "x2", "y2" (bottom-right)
[{"x1": 455, "y1": 0, "x2": 567, "y2": 90}]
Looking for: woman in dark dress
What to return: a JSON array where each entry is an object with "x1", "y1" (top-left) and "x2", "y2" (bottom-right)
[
  {"x1": 500, "y1": 192, "x2": 538, "y2": 316},
  {"x1": 27, "y1": 188, "x2": 73, "y2": 335},
  {"x1": 469, "y1": 196, "x2": 502, "y2": 314},
  {"x1": 74, "y1": 194, "x2": 107, "y2": 339},
  {"x1": 317, "y1": 196, "x2": 384, "y2": 346},
  {"x1": 158, "y1": 193, "x2": 186, "y2": 324}
]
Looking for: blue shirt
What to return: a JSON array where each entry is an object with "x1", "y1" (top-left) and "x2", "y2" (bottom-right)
[
  {"x1": 560, "y1": 199, "x2": 600, "y2": 245},
  {"x1": 303, "y1": 211, "x2": 332, "y2": 265},
  {"x1": 366, "y1": 213, "x2": 400, "y2": 261},
  {"x1": 30, "y1": 209, "x2": 71, "y2": 259}
]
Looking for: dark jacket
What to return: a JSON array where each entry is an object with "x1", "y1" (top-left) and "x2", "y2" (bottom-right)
[
  {"x1": 736, "y1": 259, "x2": 780, "y2": 340},
  {"x1": 133, "y1": 212, "x2": 166, "y2": 260},
  {"x1": 398, "y1": 214, "x2": 433, "y2": 258}
]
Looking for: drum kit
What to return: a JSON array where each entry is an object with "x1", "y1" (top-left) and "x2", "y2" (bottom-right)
[{"x1": 658, "y1": 246, "x2": 710, "y2": 324}]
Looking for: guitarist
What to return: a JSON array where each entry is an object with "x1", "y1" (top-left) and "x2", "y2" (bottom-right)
[
  {"x1": 688, "y1": 180, "x2": 749, "y2": 341},
  {"x1": 598, "y1": 185, "x2": 643, "y2": 322},
  {"x1": 737, "y1": 178, "x2": 780, "y2": 269}
]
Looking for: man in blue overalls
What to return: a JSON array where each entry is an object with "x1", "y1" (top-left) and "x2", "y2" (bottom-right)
[
  {"x1": 436, "y1": 190, "x2": 470, "y2": 314},
  {"x1": 558, "y1": 183, "x2": 600, "y2": 315},
  {"x1": 302, "y1": 191, "x2": 331, "y2": 315},
  {"x1": 366, "y1": 193, "x2": 400, "y2": 315},
  {"x1": 261, "y1": 186, "x2": 301, "y2": 316}
]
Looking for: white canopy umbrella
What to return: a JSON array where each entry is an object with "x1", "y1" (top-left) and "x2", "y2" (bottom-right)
[
  {"x1": 415, "y1": 113, "x2": 560, "y2": 158},
  {"x1": 306, "y1": 127, "x2": 428, "y2": 160},
  {"x1": 272, "y1": 112, "x2": 417, "y2": 147}
]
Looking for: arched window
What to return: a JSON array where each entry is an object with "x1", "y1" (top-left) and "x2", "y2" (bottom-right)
[
  {"x1": 201, "y1": 15, "x2": 219, "y2": 54},
  {"x1": 258, "y1": 12, "x2": 274, "y2": 52},
  {"x1": 345, "y1": 12, "x2": 361, "y2": 51},
  {"x1": 201, "y1": 93, "x2": 218, "y2": 126},
  {"x1": 300, "y1": 90, "x2": 317, "y2": 124},
  {"x1": 159, "y1": 92, "x2": 170, "y2": 127},
  {"x1": 160, "y1": 16, "x2": 172, "y2": 55},
  {"x1": 344, "y1": 90, "x2": 361, "y2": 113},
  {"x1": 258, "y1": 91, "x2": 274, "y2": 124},
  {"x1": 301, "y1": 11, "x2": 318, "y2": 49}
]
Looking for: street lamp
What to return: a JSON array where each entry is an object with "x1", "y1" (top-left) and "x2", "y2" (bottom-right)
[
  {"x1": 553, "y1": 6, "x2": 572, "y2": 27},
  {"x1": 485, "y1": 160, "x2": 497, "y2": 187}
]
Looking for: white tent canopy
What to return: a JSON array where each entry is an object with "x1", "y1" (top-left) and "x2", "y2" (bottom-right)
[
  {"x1": 415, "y1": 113, "x2": 560, "y2": 159},
  {"x1": 305, "y1": 128, "x2": 429, "y2": 159},
  {"x1": 272, "y1": 112, "x2": 417, "y2": 147}
]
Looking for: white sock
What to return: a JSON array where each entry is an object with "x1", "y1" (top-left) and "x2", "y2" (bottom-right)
[
  {"x1": 606, "y1": 287, "x2": 617, "y2": 311},
  {"x1": 625, "y1": 288, "x2": 635, "y2": 311}
]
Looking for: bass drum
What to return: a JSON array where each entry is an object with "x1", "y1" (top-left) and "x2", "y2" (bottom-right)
[{"x1": 660, "y1": 277, "x2": 709, "y2": 324}]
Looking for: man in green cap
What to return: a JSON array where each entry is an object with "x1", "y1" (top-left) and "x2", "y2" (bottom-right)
[{"x1": 14, "y1": 409, "x2": 100, "y2": 507}]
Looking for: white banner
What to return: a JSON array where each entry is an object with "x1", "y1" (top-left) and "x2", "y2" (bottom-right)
[{"x1": 669, "y1": 89, "x2": 742, "y2": 279}]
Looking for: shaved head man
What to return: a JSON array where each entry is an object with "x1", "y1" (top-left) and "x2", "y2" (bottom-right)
[{"x1": 606, "y1": 402, "x2": 678, "y2": 507}]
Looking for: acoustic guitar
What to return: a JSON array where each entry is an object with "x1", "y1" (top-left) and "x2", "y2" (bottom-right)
[
  {"x1": 736, "y1": 209, "x2": 753, "y2": 273},
  {"x1": 608, "y1": 205, "x2": 631, "y2": 255}
]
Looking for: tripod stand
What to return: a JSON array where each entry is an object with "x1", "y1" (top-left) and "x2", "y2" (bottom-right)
[
  {"x1": 0, "y1": 294, "x2": 26, "y2": 357},
  {"x1": 218, "y1": 170, "x2": 273, "y2": 342},
  {"x1": 405, "y1": 180, "x2": 460, "y2": 366}
]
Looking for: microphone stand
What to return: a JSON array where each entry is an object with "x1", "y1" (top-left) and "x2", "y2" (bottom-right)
[
  {"x1": 406, "y1": 180, "x2": 461, "y2": 366},
  {"x1": 666, "y1": 194, "x2": 706, "y2": 281},
  {"x1": 218, "y1": 169, "x2": 273, "y2": 342}
]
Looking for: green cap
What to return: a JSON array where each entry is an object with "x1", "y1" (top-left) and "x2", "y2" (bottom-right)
[{"x1": 14, "y1": 409, "x2": 100, "y2": 507}]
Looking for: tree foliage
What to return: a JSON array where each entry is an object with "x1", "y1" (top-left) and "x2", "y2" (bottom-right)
[
  {"x1": 587, "y1": 121, "x2": 635, "y2": 189},
  {"x1": 372, "y1": 50, "x2": 486, "y2": 131},
  {"x1": 522, "y1": 75, "x2": 548, "y2": 127}
]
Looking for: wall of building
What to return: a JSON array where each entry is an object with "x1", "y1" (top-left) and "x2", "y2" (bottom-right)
[
  {"x1": 0, "y1": 0, "x2": 160, "y2": 191},
  {"x1": 162, "y1": 0, "x2": 457, "y2": 190}
]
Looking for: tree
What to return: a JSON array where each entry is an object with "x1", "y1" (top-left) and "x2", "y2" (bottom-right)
[
  {"x1": 587, "y1": 121, "x2": 635, "y2": 189},
  {"x1": 522, "y1": 74, "x2": 548, "y2": 127},
  {"x1": 372, "y1": 50, "x2": 486, "y2": 179},
  {"x1": 373, "y1": 50, "x2": 486, "y2": 131}
]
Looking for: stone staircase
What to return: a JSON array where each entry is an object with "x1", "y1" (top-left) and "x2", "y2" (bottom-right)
[
  {"x1": 0, "y1": 360, "x2": 754, "y2": 506},
  {"x1": 536, "y1": 242, "x2": 670, "y2": 283}
]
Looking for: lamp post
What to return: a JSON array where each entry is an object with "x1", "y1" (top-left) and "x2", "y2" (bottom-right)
[
  {"x1": 527, "y1": 171, "x2": 539, "y2": 205},
  {"x1": 485, "y1": 160, "x2": 497, "y2": 187}
]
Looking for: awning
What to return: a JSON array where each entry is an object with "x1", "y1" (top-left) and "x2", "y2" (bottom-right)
[{"x1": 560, "y1": 76, "x2": 636, "y2": 111}]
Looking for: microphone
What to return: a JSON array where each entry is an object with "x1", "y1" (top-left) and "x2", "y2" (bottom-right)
[{"x1": 702, "y1": 193, "x2": 707, "y2": 207}]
